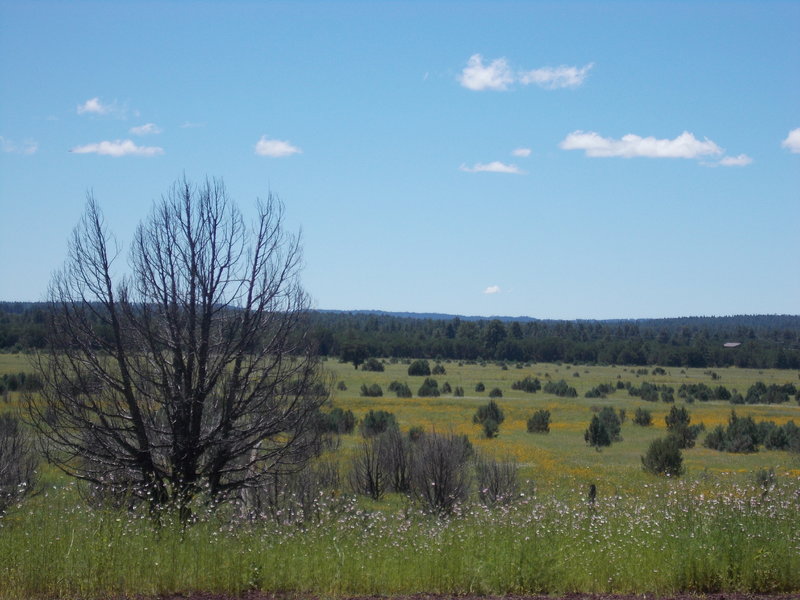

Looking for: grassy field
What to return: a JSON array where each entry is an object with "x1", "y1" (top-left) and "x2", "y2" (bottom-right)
[
  {"x1": 323, "y1": 358, "x2": 800, "y2": 493},
  {"x1": 1, "y1": 353, "x2": 799, "y2": 598}
]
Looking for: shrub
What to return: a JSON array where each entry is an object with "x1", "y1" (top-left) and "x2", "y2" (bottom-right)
[
  {"x1": 316, "y1": 407, "x2": 356, "y2": 435},
  {"x1": 359, "y1": 410, "x2": 397, "y2": 437},
  {"x1": 388, "y1": 381, "x2": 412, "y2": 398},
  {"x1": 526, "y1": 409, "x2": 550, "y2": 433},
  {"x1": 336, "y1": 380, "x2": 347, "y2": 391},
  {"x1": 408, "y1": 425, "x2": 425, "y2": 442},
  {"x1": 417, "y1": 378, "x2": 440, "y2": 398},
  {"x1": 633, "y1": 407, "x2": 653, "y2": 426},
  {"x1": 512, "y1": 376, "x2": 541, "y2": 393},
  {"x1": 584, "y1": 415, "x2": 611, "y2": 449},
  {"x1": 453, "y1": 386, "x2": 464, "y2": 397},
  {"x1": 441, "y1": 381, "x2": 452, "y2": 394},
  {"x1": 359, "y1": 383, "x2": 383, "y2": 397},
  {"x1": 641, "y1": 436, "x2": 684, "y2": 477},
  {"x1": 431, "y1": 363, "x2": 446, "y2": 375},
  {"x1": 411, "y1": 431, "x2": 472, "y2": 515},
  {"x1": 543, "y1": 379, "x2": 577, "y2": 398},
  {"x1": 585, "y1": 383, "x2": 615, "y2": 398},
  {"x1": 475, "y1": 382, "x2": 485, "y2": 392},
  {"x1": 475, "y1": 453, "x2": 518, "y2": 505},
  {"x1": 597, "y1": 406, "x2": 622, "y2": 441},
  {"x1": 474, "y1": 400, "x2": 505, "y2": 438},
  {"x1": 488, "y1": 387, "x2": 503, "y2": 398},
  {"x1": 407, "y1": 359, "x2": 431, "y2": 376},
  {"x1": 665, "y1": 405, "x2": 703, "y2": 448},
  {"x1": 361, "y1": 358, "x2": 385, "y2": 372}
]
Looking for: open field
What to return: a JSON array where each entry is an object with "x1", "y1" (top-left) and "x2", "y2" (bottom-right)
[
  {"x1": 323, "y1": 359, "x2": 800, "y2": 493},
  {"x1": 1, "y1": 354, "x2": 799, "y2": 598}
]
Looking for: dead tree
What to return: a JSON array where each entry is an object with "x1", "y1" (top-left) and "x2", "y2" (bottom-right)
[{"x1": 28, "y1": 178, "x2": 329, "y2": 517}]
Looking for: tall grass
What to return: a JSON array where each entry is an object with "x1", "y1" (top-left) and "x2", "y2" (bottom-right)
[{"x1": 1, "y1": 477, "x2": 798, "y2": 599}]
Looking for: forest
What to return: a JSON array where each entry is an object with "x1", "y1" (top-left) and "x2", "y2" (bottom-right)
[{"x1": 2, "y1": 302, "x2": 799, "y2": 369}]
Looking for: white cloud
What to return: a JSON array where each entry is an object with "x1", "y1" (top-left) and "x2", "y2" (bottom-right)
[
  {"x1": 129, "y1": 123, "x2": 162, "y2": 136},
  {"x1": 781, "y1": 127, "x2": 800, "y2": 153},
  {"x1": 459, "y1": 54, "x2": 592, "y2": 91},
  {"x1": 1, "y1": 136, "x2": 38, "y2": 155},
  {"x1": 718, "y1": 154, "x2": 753, "y2": 167},
  {"x1": 458, "y1": 54, "x2": 514, "y2": 91},
  {"x1": 511, "y1": 147, "x2": 532, "y2": 157},
  {"x1": 483, "y1": 285, "x2": 501, "y2": 295},
  {"x1": 181, "y1": 121, "x2": 206, "y2": 129},
  {"x1": 77, "y1": 97, "x2": 113, "y2": 115},
  {"x1": 559, "y1": 130, "x2": 723, "y2": 159},
  {"x1": 460, "y1": 161, "x2": 523, "y2": 174},
  {"x1": 518, "y1": 63, "x2": 594, "y2": 89},
  {"x1": 69, "y1": 139, "x2": 164, "y2": 157},
  {"x1": 254, "y1": 135, "x2": 302, "y2": 157}
]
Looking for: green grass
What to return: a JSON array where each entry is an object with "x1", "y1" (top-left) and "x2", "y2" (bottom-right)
[
  {"x1": 1, "y1": 478, "x2": 798, "y2": 598},
  {"x1": 1, "y1": 355, "x2": 799, "y2": 598}
]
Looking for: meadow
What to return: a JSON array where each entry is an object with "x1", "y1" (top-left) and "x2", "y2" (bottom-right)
[{"x1": 1, "y1": 353, "x2": 799, "y2": 598}]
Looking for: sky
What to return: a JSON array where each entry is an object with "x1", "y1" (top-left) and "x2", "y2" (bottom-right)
[{"x1": 0, "y1": 1, "x2": 798, "y2": 320}]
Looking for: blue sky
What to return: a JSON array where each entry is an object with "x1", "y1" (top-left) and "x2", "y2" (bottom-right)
[{"x1": 1, "y1": 1, "x2": 798, "y2": 319}]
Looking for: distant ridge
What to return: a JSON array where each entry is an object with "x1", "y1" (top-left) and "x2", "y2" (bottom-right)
[{"x1": 315, "y1": 308, "x2": 800, "y2": 327}]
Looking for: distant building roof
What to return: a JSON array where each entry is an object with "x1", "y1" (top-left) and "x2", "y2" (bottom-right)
[{"x1": 723, "y1": 342, "x2": 742, "y2": 348}]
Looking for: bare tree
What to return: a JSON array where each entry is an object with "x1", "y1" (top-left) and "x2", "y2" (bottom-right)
[
  {"x1": 0, "y1": 413, "x2": 37, "y2": 514},
  {"x1": 28, "y1": 178, "x2": 329, "y2": 516},
  {"x1": 474, "y1": 452, "x2": 518, "y2": 506},
  {"x1": 411, "y1": 430, "x2": 472, "y2": 515}
]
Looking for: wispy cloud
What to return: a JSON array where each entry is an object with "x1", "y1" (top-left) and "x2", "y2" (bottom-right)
[
  {"x1": 781, "y1": 127, "x2": 800, "y2": 153},
  {"x1": 518, "y1": 63, "x2": 594, "y2": 89},
  {"x1": 254, "y1": 135, "x2": 302, "y2": 157},
  {"x1": 129, "y1": 123, "x2": 162, "y2": 136},
  {"x1": 460, "y1": 161, "x2": 523, "y2": 174},
  {"x1": 1, "y1": 136, "x2": 38, "y2": 155},
  {"x1": 559, "y1": 130, "x2": 722, "y2": 159},
  {"x1": 511, "y1": 147, "x2": 532, "y2": 157},
  {"x1": 76, "y1": 97, "x2": 127, "y2": 117},
  {"x1": 483, "y1": 285, "x2": 501, "y2": 295},
  {"x1": 69, "y1": 139, "x2": 164, "y2": 157},
  {"x1": 181, "y1": 121, "x2": 206, "y2": 129},
  {"x1": 718, "y1": 154, "x2": 753, "y2": 167},
  {"x1": 459, "y1": 54, "x2": 592, "y2": 91}
]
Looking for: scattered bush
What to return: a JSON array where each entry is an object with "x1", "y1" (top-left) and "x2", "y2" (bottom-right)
[
  {"x1": 417, "y1": 378, "x2": 440, "y2": 398},
  {"x1": 407, "y1": 360, "x2": 431, "y2": 376},
  {"x1": 475, "y1": 382, "x2": 485, "y2": 392},
  {"x1": 361, "y1": 358, "x2": 385, "y2": 372},
  {"x1": 360, "y1": 383, "x2": 383, "y2": 397},
  {"x1": 511, "y1": 376, "x2": 541, "y2": 393},
  {"x1": 316, "y1": 407, "x2": 356, "y2": 435},
  {"x1": 441, "y1": 382, "x2": 452, "y2": 394},
  {"x1": 474, "y1": 400, "x2": 505, "y2": 439},
  {"x1": 431, "y1": 363, "x2": 446, "y2": 375},
  {"x1": 584, "y1": 415, "x2": 611, "y2": 449},
  {"x1": 665, "y1": 405, "x2": 703, "y2": 449},
  {"x1": 633, "y1": 407, "x2": 653, "y2": 426},
  {"x1": 488, "y1": 387, "x2": 503, "y2": 398},
  {"x1": 585, "y1": 383, "x2": 615, "y2": 398},
  {"x1": 388, "y1": 380, "x2": 412, "y2": 398},
  {"x1": 543, "y1": 379, "x2": 577, "y2": 398},
  {"x1": 336, "y1": 380, "x2": 347, "y2": 391},
  {"x1": 526, "y1": 409, "x2": 551, "y2": 433},
  {"x1": 597, "y1": 406, "x2": 622, "y2": 442},
  {"x1": 642, "y1": 436, "x2": 684, "y2": 477},
  {"x1": 360, "y1": 410, "x2": 398, "y2": 437}
]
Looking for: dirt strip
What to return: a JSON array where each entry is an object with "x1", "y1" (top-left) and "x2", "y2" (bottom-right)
[{"x1": 130, "y1": 592, "x2": 800, "y2": 600}]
